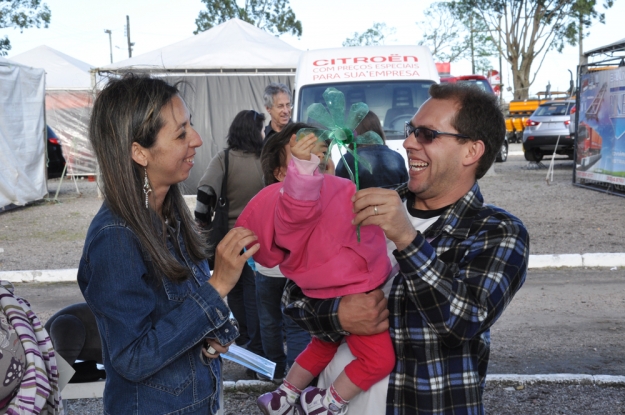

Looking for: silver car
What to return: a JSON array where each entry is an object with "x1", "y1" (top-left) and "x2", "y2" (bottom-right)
[{"x1": 522, "y1": 100, "x2": 575, "y2": 162}]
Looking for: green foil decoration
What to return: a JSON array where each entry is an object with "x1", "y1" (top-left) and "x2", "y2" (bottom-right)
[
  {"x1": 296, "y1": 87, "x2": 384, "y2": 241},
  {"x1": 297, "y1": 87, "x2": 384, "y2": 185}
]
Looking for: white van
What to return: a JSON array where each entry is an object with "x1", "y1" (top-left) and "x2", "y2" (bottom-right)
[{"x1": 292, "y1": 45, "x2": 440, "y2": 165}]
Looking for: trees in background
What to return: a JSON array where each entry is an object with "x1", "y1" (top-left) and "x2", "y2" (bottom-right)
[
  {"x1": 194, "y1": 0, "x2": 302, "y2": 37},
  {"x1": 417, "y1": 0, "x2": 613, "y2": 99},
  {"x1": 417, "y1": 2, "x2": 497, "y2": 75},
  {"x1": 343, "y1": 22, "x2": 396, "y2": 47},
  {"x1": 0, "y1": 0, "x2": 51, "y2": 56},
  {"x1": 461, "y1": 0, "x2": 613, "y2": 99},
  {"x1": 568, "y1": 0, "x2": 614, "y2": 64}
]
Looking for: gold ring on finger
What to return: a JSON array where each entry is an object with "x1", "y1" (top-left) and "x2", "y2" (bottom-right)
[{"x1": 374, "y1": 205, "x2": 379, "y2": 215}]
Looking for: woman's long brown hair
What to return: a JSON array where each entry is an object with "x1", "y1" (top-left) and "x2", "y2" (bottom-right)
[{"x1": 89, "y1": 74, "x2": 208, "y2": 282}]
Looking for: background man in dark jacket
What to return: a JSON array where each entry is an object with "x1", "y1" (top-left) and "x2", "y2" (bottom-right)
[{"x1": 263, "y1": 82, "x2": 292, "y2": 140}]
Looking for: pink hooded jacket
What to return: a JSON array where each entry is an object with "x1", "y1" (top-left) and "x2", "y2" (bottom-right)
[{"x1": 236, "y1": 156, "x2": 391, "y2": 299}]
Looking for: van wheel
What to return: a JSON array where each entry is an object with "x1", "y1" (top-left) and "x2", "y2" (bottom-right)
[
  {"x1": 496, "y1": 141, "x2": 508, "y2": 162},
  {"x1": 524, "y1": 149, "x2": 543, "y2": 162}
]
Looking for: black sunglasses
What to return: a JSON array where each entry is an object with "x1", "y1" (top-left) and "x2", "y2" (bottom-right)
[{"x1": 404, "y1": 122, "x2": 471, "y2": 143}]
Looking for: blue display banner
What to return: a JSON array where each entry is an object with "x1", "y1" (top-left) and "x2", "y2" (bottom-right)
[{"x1": 576, "y1": 67, "x2": 625, "y2": 186}]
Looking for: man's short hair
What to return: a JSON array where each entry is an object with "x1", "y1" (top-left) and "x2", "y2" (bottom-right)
[
  {"x1": 428, "y1": 83, "x2": 505, "y2": 179},
  {"x1": 264, "y1": 83, "x2": 292, "y2": 109}
]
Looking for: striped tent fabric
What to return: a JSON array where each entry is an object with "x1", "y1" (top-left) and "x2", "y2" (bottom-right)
[{"x1": 0, "y1": 281, "x2": 62, "y2": 414}]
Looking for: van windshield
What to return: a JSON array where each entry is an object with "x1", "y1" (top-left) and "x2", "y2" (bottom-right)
[{"x1": 297, "y1": 81, "x2": 434, "y2": 141}]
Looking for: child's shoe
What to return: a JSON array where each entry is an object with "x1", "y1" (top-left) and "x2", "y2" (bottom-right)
[
  {"x1": 300, "y1": 386, "x2": 348, "y2": 415},
  {"x1": 257, "y1": 387, "x2": 303, "y2": 415}
]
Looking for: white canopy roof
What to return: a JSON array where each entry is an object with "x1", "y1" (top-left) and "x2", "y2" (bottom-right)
[
  {"x1": 99, "y1": 18, "x2": 302, "y2": 72},
  {"x1": 585, "y1": 38, "x2": 625, "y2": 57},
  {"x1": 10, "y1": 45, "x2": 93, "y2": 89}
]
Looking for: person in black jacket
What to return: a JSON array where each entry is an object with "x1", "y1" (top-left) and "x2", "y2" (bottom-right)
[{"x1": 335, "y1": 111, "x2": 408, "y2": 189}]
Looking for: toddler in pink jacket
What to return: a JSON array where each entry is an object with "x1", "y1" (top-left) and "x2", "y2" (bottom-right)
[{"x1": 236, "y1": 133, "x2": 394, "y2": 415}]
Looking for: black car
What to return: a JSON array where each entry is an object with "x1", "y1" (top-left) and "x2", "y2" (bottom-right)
[
  {"x1": 46, "y1": 125, "x2": 66, "y2": 179},
  {"x1": 495, "y1": 134, "x2": 509, "y2": 162}
]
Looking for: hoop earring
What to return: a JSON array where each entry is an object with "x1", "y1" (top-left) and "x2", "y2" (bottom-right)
[{"x1": 143, "y1": 167, "x2": 152, "y2": 209}]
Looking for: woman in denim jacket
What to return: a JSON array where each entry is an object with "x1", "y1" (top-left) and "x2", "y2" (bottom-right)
[{"x1": 78, "y1": 74, "x2": 259, "y2": 415}]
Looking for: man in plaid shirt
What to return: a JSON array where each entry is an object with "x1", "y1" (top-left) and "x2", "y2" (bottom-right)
[{"x1": 283, "y1": 83, "x2": 529, "y2": 415}]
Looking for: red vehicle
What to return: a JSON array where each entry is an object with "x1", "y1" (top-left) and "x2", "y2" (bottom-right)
[
  {"x1": 576, "y1": 122, "x2": 602, "y2": 164},
  {"x1": 439, "y1": 75, "x2": 496, "y2": 95}
]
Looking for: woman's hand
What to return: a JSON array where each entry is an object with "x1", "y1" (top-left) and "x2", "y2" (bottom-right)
[
  {"x1": 209, "y1": 227, "x2": 259, "y2": 298},
  {"x1": 202, "y1": 338, "x2": 232, "y2": 359}
]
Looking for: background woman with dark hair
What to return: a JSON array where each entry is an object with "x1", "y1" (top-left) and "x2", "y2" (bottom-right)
[
  {"x1": 335, "y1": 111, "x2": 408, "y2": 189},
  {"x1": 195, "y1": 110, "x2": 266, "y2": 359},
  {"x1": 79, "y1": 74, "x2": 259, "y2": 415}
]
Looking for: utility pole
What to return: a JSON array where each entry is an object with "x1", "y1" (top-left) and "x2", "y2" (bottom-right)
[
  {"x1": 578, "y1": 14, "x2": 584, "y2": 66},
  {"x1": 126, "y1": 15, "x2": 134, "y2": 58},
  {"x1": 498, "y1": 14, "x2": 503, "y2": 104},
  {"x1": 469, "y1": 14, "x2": 475, "y2": 74},
  {"x1": 104, "y1": 29, "x2": 113, "y2": 64}
]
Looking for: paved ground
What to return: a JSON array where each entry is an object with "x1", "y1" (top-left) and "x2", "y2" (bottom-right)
[
  {"x1": 18, "y1": 267, "x2": 625, "y2": 414},
  {"x1": 28, "y1": 268, "x2": 625, "y2": 414},
  {"x1": 13, "y1": 266, "x2": 625, "y2": 379}
]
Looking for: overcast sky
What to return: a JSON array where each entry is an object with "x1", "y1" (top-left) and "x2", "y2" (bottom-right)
[{"x1": 2, "y1": 0, "x2": 623, "y2": 100}]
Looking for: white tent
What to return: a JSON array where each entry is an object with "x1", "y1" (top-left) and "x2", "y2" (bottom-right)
[
  {"x1": 10, "y1": 45, "x2": 92, "y2": 89},
  {"x1": 10, "y1": 45, "x2": 97, "y2": 177},
  {"x1": 11, "y1": 46, "x2": 97, "y2": 177},
  {"x1": 97, "y1": 18, "x2": 302, "y2": 191},
  {"x1": 102, "y1": 18, "x2": 302, "y2": 72},
  {"x1": 0, "y1": 57, "x2": 47, "y2": 209}
]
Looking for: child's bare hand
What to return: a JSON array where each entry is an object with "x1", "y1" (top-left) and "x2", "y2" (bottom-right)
[{"x1": 290, "y1": 132, "x2": 318, "y2": 161}]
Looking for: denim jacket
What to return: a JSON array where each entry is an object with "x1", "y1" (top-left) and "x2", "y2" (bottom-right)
[{"x1": 78, "y1": 203, "x2": 238, "y2": 415}]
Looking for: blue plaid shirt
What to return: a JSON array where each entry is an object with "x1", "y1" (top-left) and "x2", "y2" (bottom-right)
[{"x1": 283, "y1": 182, "x2": 529, "y2": 415}]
